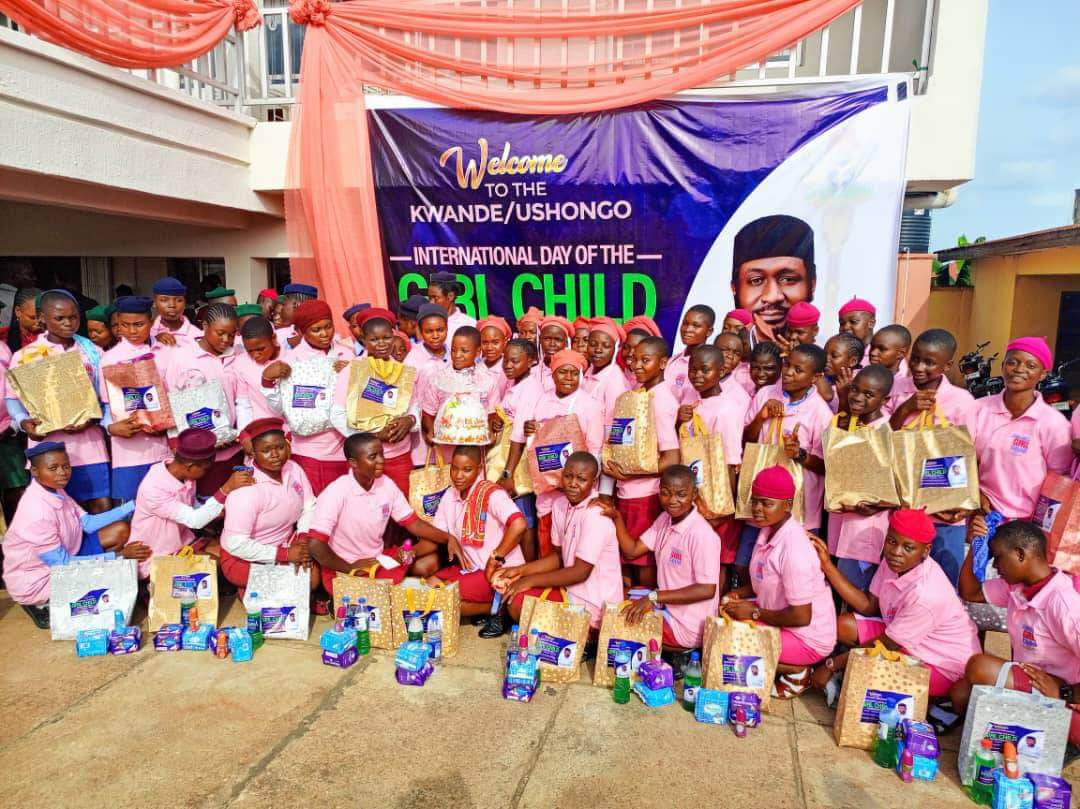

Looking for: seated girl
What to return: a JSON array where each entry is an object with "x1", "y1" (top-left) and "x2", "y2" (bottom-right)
[
  {"x1": 721, "y1": 466, "x2": 837, "y2": 699},
  {"x1": 496, "y1": 453, "x2": 623, "y2": 638},
  {"x1": 598, "y1": 464, "x2": 720, "y2": 671},
  {"x1": 308, "y1": 433, "x2": 452, "y2": 597},
  {"x1": 809, "y1": 508, "x2": 980, "y2": 707},
  {"x1": 219, "y1": 417, "x2": 319, "y2": 593},
  {"x1": 2, "y1": 442, "x2": 133, "y2": 628}
]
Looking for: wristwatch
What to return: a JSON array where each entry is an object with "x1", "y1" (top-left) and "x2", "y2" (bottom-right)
[
  {"x1": 492, "y1": 553, "x2": 506, "y2": 564},
  {"x1": 1061, "y1": 684, "x2": 1075, "y2": 704},
  {"x1": 751, "y1": 608, "x2": 762, "y2": 621},
  {"x1": 824, "y1": 657, "x2": 835, "y2": 670},
  {"x1": 500, "y1": 469, "x2": 511, "y2": 480},
  {"x1": 796, "y1": 447, "x2": 809, "y2": 464},
  {"x1": 647, "y1": 590, "x2": 659, "y2": 604}
]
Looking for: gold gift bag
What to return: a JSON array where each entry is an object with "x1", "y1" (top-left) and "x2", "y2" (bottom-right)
[
  {"x1": 833, "y1": 641, "x2": 931, "y2": 749},
  {"x1": 527, "y1": 415, "x2": 587, "y2": 495},
  {"x1": 823, "y1": 415, "x2": 901, "y2": 512},
  {"x1": 332, "y1": 565, "x2": 396, "y2": 649},
  {"x1": 519, "y1": 588, "x2": 591, "y2": 684},
  {"x1": 592, "y1": 600, "x2": 663, "y2": 687},
  {"x1": 701, "y1": 613, "x2": 781, "y2": 713},
  {"x1": 602, "y1": 388, "x2": 658, "y2": 475},
  {"x1": 7, "y1": 348, "x2": 102, "y2": 435},
  {"x1": 735, "y1": 419, "x2": 805, "y2": 522},
  {"x1": 679, "y1": 413, "x2": 735, "y2": 516},
  {"x1": 147, "y1": 547, "x2": 219, "y2": 631},
  {"x1": 346, "y1": 358, "x2": 417, "y2": 432},
  {"x1": 389, "y1": 578, "x2": 462, "y2": 657},
  {"x1": 409, "y1": 450, "x2": 452, "y2": 524},
  {"x1": 892, "y1": 409, "x2": 980, "y2": 514},
  {"x1": 486, "y1": 407, "x2": 533, "y2": 496}
]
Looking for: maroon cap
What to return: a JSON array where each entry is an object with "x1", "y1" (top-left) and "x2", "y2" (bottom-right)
[{"x1": 175, "y1": 428, "x2": 216, "y2": 460}]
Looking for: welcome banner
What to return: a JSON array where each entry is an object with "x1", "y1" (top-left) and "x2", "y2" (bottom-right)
[{"x1": 368, "y1": 78, "x2": 910, "y2": 343}]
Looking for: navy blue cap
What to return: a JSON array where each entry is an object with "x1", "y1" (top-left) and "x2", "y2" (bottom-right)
[
  {"x1": 428, "y1": 271, "x2": 458, "y2": 286},
  {"x1": 417, "y1": 303, "x2": 448, "y2": 322},
  {"x1": 399, "y1": 294, "x2": 428, "y2": 320},
  {"x1": 283, "y1": 283, "x2": 318, "y2": 297},
  {"x1": 152, "y1": 277, "x2": 187, "y2": 296},
  {"x1": 115, "y1": 295, "x2": 154, "y2": 314},
  {"x1": 41, "y1": 288, "x2": 78, "y2": 305},
  {"x1": 26, "y1": 441, "x2": 66, "y2": 461},
  {"x1": 343, "y1": 303, "x2": 371, "y2": 322}
]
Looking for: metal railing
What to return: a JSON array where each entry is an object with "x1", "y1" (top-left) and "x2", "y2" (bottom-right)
[{"x1": 3, "y1": 0, "x2": 937, "y2": 121}]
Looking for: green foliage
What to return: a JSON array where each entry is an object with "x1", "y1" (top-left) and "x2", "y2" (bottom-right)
[{"x1": 933, "y1": 234, "x2": 986, "y2": 287}]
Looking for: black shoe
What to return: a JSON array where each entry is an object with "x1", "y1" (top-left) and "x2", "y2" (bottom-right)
[
  {"x1": 468, "y1": 615, "x2": 488, "y2": 626},
  {"x1": 662, "y1": 650, "x2": 692, "y2": 680},
  {"x1": 22, "y1": 604, "x2": 50, "y2": 629},
  {"x1": 478, "y1": 615, "x2": 507, "y2": 638},
  {"x1": 582, "y1": 639, "x2": 598, "y2": 663}
]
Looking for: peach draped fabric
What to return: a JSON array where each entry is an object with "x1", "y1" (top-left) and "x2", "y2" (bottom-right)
[
  {"x1": 0, "y1": 0, "x2": 260, "y2": 67},
  {"x1": 285, "y1": 0, "x2": 859, "y2": 322}
]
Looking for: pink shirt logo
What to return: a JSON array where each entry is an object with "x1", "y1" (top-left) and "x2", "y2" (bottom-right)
[
  {"x1": 1009, "y1": 434, "x2": 1031, "y2": 455},
  {"x1": 752, "y1": 560, "x2": 765, "y2": 583},
  {"x1": 1021, "y1": 624, "x2": 1038, "y2": 650},
  {"x1": 381, "y1": 504, "x2": 390, "y2": 519},
  {"x1": 669, "y1": 548, "x2": 684, "y2": 567},
  {"x1": 291, "y1": 481, "x2": 303, "y2": 496}
]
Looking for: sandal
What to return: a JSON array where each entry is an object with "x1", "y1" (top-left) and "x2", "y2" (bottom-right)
[
  {"x1": 22, "y1": 604, "x2": 51, "y2": 630},
  {"x1": 772, "y1": 667, "x2": 811, "y2": 700}
]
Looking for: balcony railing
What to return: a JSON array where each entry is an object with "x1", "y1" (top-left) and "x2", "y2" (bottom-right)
[{"x1": 3, "y1": 0, "x2": 936, "y2": 121}]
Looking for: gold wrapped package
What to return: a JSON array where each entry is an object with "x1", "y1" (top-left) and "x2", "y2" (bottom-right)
[
  {"x1": 892, "y1": 410, "x2": 980, "y2": 514},
  {"x1": 7, "y1": 348, "x2": 102, "y2": 434},
  {"x1": 735, "y1": 419, "x2": 804, "y2": 523},
  {"x1": 146, "y1": 547, "x2": 219, "y2": 631},
  {"x1": 701, "y1": 614, "x2": 781, "y2": 713},
  {"x1": 593, "y1": 601, "x2": 662, "y2": 687},
  {"x1": 602, "y1": 388, "x2": 657, "y2": 475},
  {"x1": 519, "y1": 589, "x2": 590, "y2": 683},
  {"x1": 486, "y1": 407, "x2": 533, "y2": 496},
  {"x1": 346, "y1": 358, "x2": 416, "y2": 432},
  {"x1": 679, "y1": 414, "x2": 734, "y2": 516},
  {"x1": 527, "y1": 415, "x2": 587, "y2": 495},
  {"x1": 389, "y1": 579, "x2": 461, "y2": 657},
  {"x1": 409, "y1": 451, "x2": 452, "y2": 524},
  {"x1": 823, "y1": 416, "x2": 901, "y2": 511},
  {"x1": 833, "y1": 642, "x2": 930, "y2": 749},
  {"x1": 332, "y1": 565, "x2": 396, "y2": 649}
]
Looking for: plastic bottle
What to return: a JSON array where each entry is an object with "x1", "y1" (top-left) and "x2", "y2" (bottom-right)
[
  {"x1": 872, "y1": 708, "x2": 899, "y2": 769},
  {"x1": 899, "y1": 747, "x2": 914, "y2": 783},
  {"x1": 356, "y1": 598, "x2": 371, "y2": 656},
  {"x1": 528, "y1": 628, "x2": 541, "y2": 657},
  {"x1": 428, "y1": 624, "x2": 443, "y2": 663},
  {"x1": 733, "y1": 706, "x2": 747, "y2": 738},
  {"x1": 407, "y1": 614, "x2": 424, "y2": 643},
  {"x1": 246, "y1": 592, "x2": 264, "y2": 650},
  {"x1": 400, "y1": 540, "x2": 415, "y2": 568},
  {"x1": 186, "y1": 602, "x2": 200, "y2": 632},
  {"x1": 335, "y1": 601, "x2": 347, "y2": 632},
  {"x1": 682, "y1": 651, "x2": 702, "y2": 712},
  {"x1": 506, "y1": 624, "x2": 520, "y2": 664},
  {"x1": 215, "y1": 629, "x2": 229, "y2": 660},
  {"x1": 968, "y1": 737, "x2": 996, "y2": 805},
  {"x1": 180, "y1": 600, "x2": 196, "y2": 627},
  {"x1": 340, "y1": 595, "x2": 351, "y2": 629},
  {"x1": 649, "y1": 638, "x2": 661, "y2": 661},
  {"x1": 613, "y1": 648, "x2": 632, "y2": 704},
  {"x1": 1001, "y1": 741, "x2": 1020, "y2": 779}
]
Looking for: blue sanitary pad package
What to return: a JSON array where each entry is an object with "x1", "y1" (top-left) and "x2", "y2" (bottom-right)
[
  {"x1": 182, "y1": 623, "x2": 215, "y2": 651},
  {"x1": 694, "y1": 688, "x2": 730, "y2": 725},
  {"x1": 394, "y1": 640, "x2": 432, "y2": 672},
  {"x1": 154, "y1": 624, "x2": 183, "y2": 652},
  {"x1": 633, "y1": 680, "x2": 675, "y2": 708},
  {"x1": 75, "y1": 628, "x2": 109, "y2": 657}
]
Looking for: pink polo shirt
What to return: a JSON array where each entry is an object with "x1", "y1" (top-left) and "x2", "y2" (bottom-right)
[
  {"x1": 826, "y1": 414, "x2": 891, "y2": 562},
  {"x1": 748, "y1": 386, "x2": 832, "y2": 530},
  {"x1": 0, "y1": 342, "x2": 12, "y2": 368},
  {"x1": 161, "y1": 340, "x2": 239, "y2": 461},
  {"x1": 422, "y1": 365, "x2": 501, "y2": 417},
  {"x1": 151, "y1": 316, "x2": 201, "y2": 346},
  {"x1": 868, "y1": 558, "x2": 980, "y2": 682},
  {"x1": 230, "y1": 348, "x2": 280, "y2": 423},
  {"x1": 983, "y1": 570, "x2": 1080, "y2": 685},
  {"x1": 482, "y1": 361, "x2": 510, "y2": 404},
  {"x1": 616, "y1": 382, "x2": 681, "y2": 500},
  {"x1": 750, "y1": 517, "x2": 837, "y2": 657},
  {"x1": 282, "y1": 339, "x2": 352, "y2": 462},
  {"x1": 731, "y1": 363, "x2": 756, "y2": 397},
  {"x1": 447, "y1": 308, "x2": 477, "y2": 339},
  {"x1": 665, "y1": 351, "x2": 701, "y2": 404},
  {"x1": 223, "y1": 460, "x2": 312, "y2": 549},
  {"x1": 405, "y1": 342, "x2": 449, "y2": 466},
  {"x1": 622, "y1": 366, "x2": 639, "y2": 391},
  {"x1": 10, "y1": 334, "x2": 109, "y2": 467},
  {"x1": 640, "y1": 508, "x2": 721, "y2": 648},
  {"x1": 499, "y1": 373, "x2": 542, "y2": 426},
  {"x1": 100, "y1": 339, "x2": 171, "y2": 469},
  {"x1": 0, "y1": 363, "x2": 11, "y2": 434},
  {"x1": 310, "y1": 473, "x2": 417, "y2": 563},
  {"x1": 550, "y1": 495, "x2": 623, "y2": 628},
  {"x1": 694, "y1": 385, "x2": 751, "y2": 465},
  {"x1": 583, "y1": 362, "x2": 629, "y2": 429},
  {"x1": 886, "y1": 376, "x2": 975, "y2": 427},
  {"x1": 129, "y1": 459, "x2": 197, "y2": 577},
  {"x1": 968, "y1": 393, "x2": 1072, "y2": 519},
  {"x1": 2, "y1": 480, "x2": 85, "y2": 605},
  {"x1": 432, "y1": 478, "x2": 526, "y2": 571}
]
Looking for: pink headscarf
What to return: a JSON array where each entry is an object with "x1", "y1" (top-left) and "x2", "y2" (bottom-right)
[{"x1": 1005, "y1": 336, "x2": 1053, "y2": 370}]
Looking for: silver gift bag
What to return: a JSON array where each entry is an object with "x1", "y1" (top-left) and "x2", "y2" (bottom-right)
[
  {"x1": 279, "y1": 357, "x2": 337, "y2": 436},
  {"x1": 957, "y1": 662, "x2": 1071, "y2": 785},
  {"x1": 242, "y1": 565, "x2": 311, "y2": 641},
  {"x1": 167, "y1": 373, "x2": 238, "y2": 447},
  {"x1": 49, "y1": 556, "x2": 138, "y2": 640}
]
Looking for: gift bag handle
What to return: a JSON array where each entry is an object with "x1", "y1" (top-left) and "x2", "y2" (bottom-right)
[
  {"x1": 767, "y1": 416, "x2": 785, "y2": 446},
  {"x1": 679, "y1": 412, "x2": 710, "y2": 439},
  {"x1": 369, "y1": 358, "x2": 404, "y2": 385},
  {"x1": 345, "y1": 564, "x2": 381, "y2": 579},
  {"x1": 994, "y1": 661, "x2": 1019, "y2": 691},
  {"x1": 718, "y1": 609, "x2": 759, "y2": 629},
  {"x1": 867, "y1": 639, "x2": 902, "y2": 662},
  {"x1": 175, "y1": 545, "x2": 198, "y2": 569},
  {"x1": 424, "y1": 447, "x2": 447, "y2": 470},
  {"x1": 829, "y1": 413, "x2": 860, "y2": 432},
  {"x1": 406, "y1": 585, "x2": 439, "y2": 614},
  {"x1": 539, "y1": 587, "x2": 568, "y2": 606}
]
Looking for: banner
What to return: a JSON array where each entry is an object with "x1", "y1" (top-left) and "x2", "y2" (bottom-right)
[{"x1": 368, "y1": 79, "x2": 910, "y2": 343}]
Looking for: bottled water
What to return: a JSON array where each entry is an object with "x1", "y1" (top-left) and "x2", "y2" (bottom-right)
[
  {"x1": 612, "y1": 649, "x2": 632, "y2": 704},
  {"x1": 356, "y1": 597, "x2": 370, "y2": 656},
  {"x1": 681, "y1": 651, "x2": 702, "y2": 711}
]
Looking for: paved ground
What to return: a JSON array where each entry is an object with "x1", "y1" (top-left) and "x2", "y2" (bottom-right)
[{"x1": 1, "y1": 591, "x2": 1076, "y2": 809}]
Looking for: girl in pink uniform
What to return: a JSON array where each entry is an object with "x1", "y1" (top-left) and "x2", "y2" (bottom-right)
[
  {"x1": 261, "y1": 300, "x2": 353, "y2": 495},
  {"x1": 233, "y1": 317, "x2": 285, "y2": 425},
  {"x1": 220, "y1": 417, "x2": 319, "y2": 592},
  {"x1": 600, "y1": 465, "x2": 721, "y2": 663},
  {"x1": 810, "y1": 508, "x2": 980, "y2": 705},
  {"x1": 426, "y1": 271, "x2": 477, "y2": 338},
  {"x1": 515, "y1": 306, "x2": 543, "y2": 345},
  {"x1": 536, "y1": 316, "x2": 572, "y2": 393},
  {"x1": 664, "y1": 305, "x2": 716, "y2": 404},
  {"x1": 404, "y1": 303, "x2": 450, "y2": 466},
  {"x1": 713, "y1": 331, "x2": 754, "y2": 398},
  {"x1": 583, "y1": 317, "x2": 628, "y2": 432},
  {"x1": 722, "y1": 466, "x2": 836, "y2": 699},
  {"x1": 308, "y1": 433, "x2": 452, "y2": 596},
  {"x1": 837, "y1": 296, "x2": 877, "y2": 366},
  {"x1": 477, "y1": 315, "x2": 512, "y2": 402},
  {"x1": 571, "y1": 317, "x2": 591, "y2": 355},
  {"x1": 722, "y1": 308, "x2": 753, "y2": 336}
]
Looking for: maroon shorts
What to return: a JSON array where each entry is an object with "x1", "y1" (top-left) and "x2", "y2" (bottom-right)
[
  {"x1": 537, "y1": 513, "x2": 553, "y2": 558},
  {"x1": 322, "y1": 561, "x2": 407, "y2": 597},
  {"x1": 713, "y1": 515, "x2": 740, "y2": 565},
  {"x1": 196, "y1": 449, "x2": 245, "y2": 498},
  {"x1": 382, "y1": 453, "x2": 413, "y2": 499},
  {"x1": 509, "y1": 585, "x2": 565, "y2": 611},
  {"x1": 617, "y1": 494, "x2": 661, "y2": 567},
  {"x1": 292, "y1": 454, "x2": 349, "y2": 497},
  {"x1": 1009, "y1": 665, "x2": 1080, "y2": 745},
  {"x1": 433, "y1": 566, "x2": 494, "y2": 603},
  {"x1": 661, "y1": 620, "x2": 681, "y2": 649}
]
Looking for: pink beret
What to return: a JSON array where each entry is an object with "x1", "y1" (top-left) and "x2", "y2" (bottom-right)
[
  {"x1": 1005, "y1": 336, "x2": 1052, "y2": 371},
  {"x1": 751, "y1": 465, "x2": 796, "y2": 500},
  {"x1": 517, "y1": 306, "x2": 544, "y2": 326},
  {"x1": 725, "y1": 308, "x2": 753, "y2": 326},
  {"x1": 623, "y1": 316, "x2": 662, "y2": 338},
  {"x1": 889, "y1": 508, "x2": 936, "y2": 544},
  {"x1": 478, "y1": 315, "x2": 512, "y2": 340},
  {"x1": 786, "y1": 302, "x2": 820, "y2": 328},
  {"x1": 540, "y1": 316, "x2": 574, "y2": 339},
  {"x1": 838, "y1": 297, "x2": 876, "y2": 317},
  {"x1": 258, "y1": 288, "x2": 279, "y2": 300},
  {"x1": 589, "y1": 316, "x2": 625, "y2": 345},
  {"x1": 551, "y1": 349, "x2": 588, "y2": 372}
]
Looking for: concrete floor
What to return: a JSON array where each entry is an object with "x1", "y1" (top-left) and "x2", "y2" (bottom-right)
[{"x1": 1, "y1": 591, "x2": 1076, "y2": 809}]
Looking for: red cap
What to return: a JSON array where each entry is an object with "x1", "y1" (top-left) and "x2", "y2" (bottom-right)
[
  {"x1": 589, "y1": 316, "x2": 625, "y2": 345},
  {"x1": 725, "y1": 308, "x2": 753, "y2": 326},
  {"x1": 751, "y1": 465, "x2": 796, "y2": 499},
  {"x1": 838, "y1": 297, "x2": 876, "y2": 317},
  {"x1": 623, "y1": 316, "x2": 662, "y2": 338},
  {"x1": 293, "y1": 300, "x2": 333, "y2": 334},
  {"x1": 355, "y1": 307, "x2": 396, "y2": 330},
  {"x1": 239, "y1": 416, "x2": 286, "y2": 444},
  {"x1": 889, "y1": 508, "x2": 935, "y2": 544},
  {"x1": 392, "y1": 329, "x2": 409, "y2": 343},
  {"x1": 258, "y1": 288, "x2": 279, "y2": 301},
  {"x1": 478, "y1": 315, "x2": 512, "y2": 340},
  {"x1": 551, "y1": 349, "x2": 588, "y2": 372},
  {"x1": 785, "y1": 302, "x2": 820, "y2": 328}
]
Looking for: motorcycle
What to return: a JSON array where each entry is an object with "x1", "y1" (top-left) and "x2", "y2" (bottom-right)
[
  {"x1": 1037, "y1": 358, "x2": 1078, "y2": 417},
  {"x1": 959, "y1": 341, "x2": 1003, "y2": 399}
]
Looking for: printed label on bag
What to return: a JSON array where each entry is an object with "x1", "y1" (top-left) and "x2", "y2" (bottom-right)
[
  {"x1": 122, "y1": 385, "x2": 161, "y2": 412},
  {"x1": 291, "y1": 385, "x2": 324, "y2": 409},
  {"x1": 402, "y1": 609, "x2": 443, "y2": 633},
  {"x1": 1033, "y1": 495, "x2": 1061, "y2": 532},
  {"x1": 688, "y1": 459, "x2": 705, "y2": 487},
  {"x1": 721, "y1": 654, "x2": 767, "y2": 688},
  {"x1": 608, "y1": 418, "x2": 635, "y2": 446},
  {"x1": 535, "y1": 442, "x2": 573, "y2": 473},
  {"x1": 171, "y1": 573, "x2": 213, "y2": 600},
  {"x1": 919, "y1": 456, "x2": 968, "y2": 489},
  {"x1": 985, "y1": 722, "x2": 1046, "y2": 761},
  {"x1": 859, "y1": 689, "x2": 915, "y2": 724},
  {"x1": 69, "y1": 588, "x2": 112, "y2": 616},
  {"x1": 537, "y1": 632, "x2": 578, "y2": 668},
  {"x1": 261, "y1": 606, "x2": 299, "y2": 635},
  {"x1": 361, "y1": 378, "x2": 398, "y2": 407},
  {"x1": 605, "y1": 638, "x2": 647, "y2": 671},
  {"x1": 185, "y1": 407, "x2": 215, "y2": 430},
  {"x1": 421, "y1": 489, "x2": 448, "y2": 517}
]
